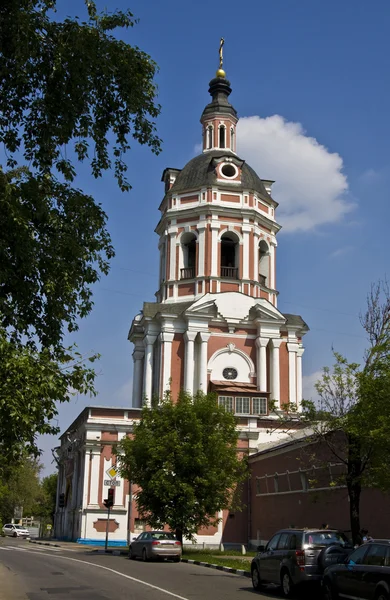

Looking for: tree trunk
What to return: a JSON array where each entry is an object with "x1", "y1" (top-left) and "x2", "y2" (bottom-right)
[
  {"x1": 175, "y1": 527, "x2": 183, "y2": 545},
  {"x1": 346, "y1": 434, "x2": 362, "y2": 546}
]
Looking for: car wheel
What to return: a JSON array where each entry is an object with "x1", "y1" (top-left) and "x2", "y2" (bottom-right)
[
  {"x1": 376, "y1": 590, "x2": 389, "y2": 600},
  {"x1": 13, "y1": 532, "x2": 17, "y2": 538},
  {"x1": 251, "y1": 565, "x2": 262, "y2": 591},
  {"x1": 142, "y1": 548, "x2": 148, "y2": 562},
  {"x1": 323, "y1": 579, "x2": 339, "y2": 600},
  {"x1": 280, "y1": 569, "x2": 294, "y2": 598},
  {"x1": 173, "y1": 556, "x2": 181, "y2": 563},
  {"x1": 129, "y1": 546, "x2": 136, "y2": 560}
]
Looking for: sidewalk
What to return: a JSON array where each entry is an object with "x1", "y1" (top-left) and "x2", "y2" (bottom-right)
[{"x1": 29, "y1": 539, "x2": 128, "y2": 555}]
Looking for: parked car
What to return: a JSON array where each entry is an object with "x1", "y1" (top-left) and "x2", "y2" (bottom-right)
[
  {"x1": 129, "y1": 531, "x2": 182, "y2": 562},
  {"x1": 2, "y1": 524, "x2": 30, "y2": 538},
  {"x1": 251, "y1": 528, "x2": 353, "y2": 598},
  {"x1": 323, "y1": 540, "x2": 390, "y2": 600}
]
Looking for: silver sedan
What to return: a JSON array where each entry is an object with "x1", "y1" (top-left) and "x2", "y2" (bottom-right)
[{"x1": 129, "y1": 531, "x2": 182, "y2": 562}]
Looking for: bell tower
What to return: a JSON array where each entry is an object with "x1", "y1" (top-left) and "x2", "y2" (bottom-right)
[{"x1": 129, "y1": 44, "x2": 308, "y2": 453}]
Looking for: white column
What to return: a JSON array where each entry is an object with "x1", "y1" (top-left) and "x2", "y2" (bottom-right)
[
  {"x1": 160, "y1": 331, "x2": 174, "y2": 395},
  {"x1": 184, "y1": 331, "x2": 197, "y2": 396},
  {"x1": 198, "y1": 332, "x2": 210, "y2": 392},
  {"x1": 211, "y1": 220, "x2": 219, "y2": 277},
  {"x1": 242, "y1": 224, "x2": 251, "y2": 280},
  {"x1": 253, "y1": 232, "x2": 259, "y2": 281},
  {"x1": 131, "y1": 344, "x2": 144, "y2": 408},
  {"x1": 197, "y1": 224, "x2": 206, "y2": 277},
  {"x1": 89, "y1": 449, "x2": 101, "y2": 506},
  {"x1": 143, "y1": 334, "x2": 157, "y2": 407},
  {"x1": 296, "y1": 346, "x2": 305, "y2": 409},
  {"x1": 287, "y1": 342, "x2": 299, "y2": 406},
  {"x1": 270, "y1": 338, "x2": 282, "y2": 409},
  {"x1": 256, "y1": 337, "x2": 268, "y2": 392},
  {"x1": 169, "y1": 230, "x2": 177, "y2": 280},
  {"x1": 270, "y1": 242, "x2": 276, "y2": 290}
]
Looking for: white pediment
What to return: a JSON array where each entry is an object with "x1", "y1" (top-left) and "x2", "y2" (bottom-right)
[{"x1": 186, "y1": 293, "x2": 286, "y2": 324}]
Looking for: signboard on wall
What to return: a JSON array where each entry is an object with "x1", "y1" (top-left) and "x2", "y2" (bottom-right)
[{"x1": 104, "y1": 480, "x2": 120, "y2": 487}]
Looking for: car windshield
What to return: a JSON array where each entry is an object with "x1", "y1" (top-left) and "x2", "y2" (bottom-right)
[
  {"x1": 305, "y1": 531, "x2": 350, "y2": 547},
  {"x1": 151, "y1": 532, "x2": 176, "y2": 540},
  {"x1": 14, "y1": 526, "x2": 26, "y2": 530}
]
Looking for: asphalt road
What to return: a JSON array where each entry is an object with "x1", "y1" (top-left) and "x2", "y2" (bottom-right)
[{"x1": 0, "y1": 538, "x2": 319, "y2": 600}]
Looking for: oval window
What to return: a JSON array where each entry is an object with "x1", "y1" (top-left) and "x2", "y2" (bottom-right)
[
  {"x1": 221, "y1": 163, "x2": 237, "y2": 178},
  {"x1": 223, "y1": 367, "x2": 238, "y2": 380}
]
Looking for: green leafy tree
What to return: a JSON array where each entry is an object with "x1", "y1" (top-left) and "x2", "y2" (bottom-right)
[
  {"x1": 283, "y1": 281, "x2": 390, "y2": 544},
  {"x1": 0, "y1": 458, "x2": 42, "y2": 524},
  {"x1": 118, "y1": 392, "x2": 248, "y2": 544},
  {"x1": 0, "y1": 0, "x2": 161, "y2": 460},
  {"x1": 32, "y1": 473, "x2": 58, "y2": 523}
]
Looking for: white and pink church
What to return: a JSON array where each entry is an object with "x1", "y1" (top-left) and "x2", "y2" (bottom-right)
[
  {"x1": 54, "y1": 62, "x2": 308, "y2": 546},
  {"x1": 129, "y1": 66, "x2": 308, "y2": 447}
]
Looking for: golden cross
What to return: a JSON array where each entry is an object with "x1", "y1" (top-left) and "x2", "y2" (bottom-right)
[{"x1": 219, "y1": 38, "x2": 225, "y2": 69}]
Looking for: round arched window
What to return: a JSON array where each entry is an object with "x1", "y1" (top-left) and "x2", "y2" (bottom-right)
[
  {"x1": 223, "y1": 367, "x2": 238, "y2": 380},
  {"x1": 220, "y1": 163, "x2": 238, "y2": 179}
]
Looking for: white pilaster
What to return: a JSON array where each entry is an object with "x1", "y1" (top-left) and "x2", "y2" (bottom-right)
[
  {"x1": 89, "y1": 449, "x2": 101, "y2": 506},
  {"x1": 270, "y1": 338, "x2": 282, "y2": 409},
  {"x1": 197, "y1": 223, "x2": 207, "y2": 277},
  {"x1": 160, "y1": 331, "x2": 174, "y2": 395},
  {"x1": 184, "y1": 331, "x2": 197, "y2": 396},
  {"x1": 242, "y1": 224, "x2": 251, "y2": 280},
  {"x1": 287, "y1": 342, "x2": 299, "y2": 406},
  {"x1": 253, "y1": 232, "x2": 259, "y2": 281},
  {"x1": 169, "y1": 230, "x2": 177, "y2": 280},
  {"x1": 131, "y1": 342, "x2": 144, "y2": 408},
  {"x1": 270, "y1": 242, "x2": 276, "y2": 290},
  {"x1": 198, "y1": 332, "x2": 210, "y2": 392},
  {"x1": 256, "y1": 337, "x2": 269, "y2": 392},
  {"x1": 143, "y1": 334, "x2": 157, "y2": 406},
  {"x1": 296, "y1": 346, "x2": 305, "y2": 409},
  {"x1": 210, "y1": 219, "x2": 219, "y2": 277}
]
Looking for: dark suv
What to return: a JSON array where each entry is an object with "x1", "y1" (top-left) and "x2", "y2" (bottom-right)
[{"x1": 251, "y1": 528, "x2": 353, "y2": 598}]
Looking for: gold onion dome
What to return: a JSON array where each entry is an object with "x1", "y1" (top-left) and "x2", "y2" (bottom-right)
[{"x1": 216, "y1": 68, "x2": 226, "y2": 78}]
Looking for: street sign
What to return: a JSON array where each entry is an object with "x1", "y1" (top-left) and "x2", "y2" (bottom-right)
[
  {"x1": 46, "y1": 524, "x2": 52, "y2": 530},
  {"x1": 105, "y1": 465, "x2": 118, "y2": 480},
  {"x1": 104, "y1": 479, "x2": 120, "y2": 487}
]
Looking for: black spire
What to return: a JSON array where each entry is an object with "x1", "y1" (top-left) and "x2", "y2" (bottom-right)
[{"x1": 201, "y1": 76, "x2": 238, "y2": 120}]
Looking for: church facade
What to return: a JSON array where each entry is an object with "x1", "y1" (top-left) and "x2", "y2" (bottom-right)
[{"x1": 129, "y1": 65, "x2": 308, "y2": 455}]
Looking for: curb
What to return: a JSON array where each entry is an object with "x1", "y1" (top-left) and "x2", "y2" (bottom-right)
[
  {"x1": 29, "y1": 540, "x2": 61, "y2": 548},
  {"x1": 90, "y1": 549, "x2": 128, "y2": 556},
  {"x1": 181, "y1": 558, "x2": 251, "y2": 578}
]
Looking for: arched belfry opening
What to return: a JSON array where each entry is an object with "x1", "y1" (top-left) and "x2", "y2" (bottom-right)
[
  {"x1": 220, "y1": 232, "x2": 239, "y2": 279},
  {"x1": 259, "y1": 240, "x2": 270, "y2": 287},
  {"x1": 180, "y1": 232, "x2": 197, "y2": 279}
]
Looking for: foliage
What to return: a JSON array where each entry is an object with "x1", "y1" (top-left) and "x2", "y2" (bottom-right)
[
  {"x1": 118, "y1": 392, "x2": 248, "y2": 543},
  {"x1": 0, "y1": 0, "x2": 161, "y2": 459},
  {"x1": 0, "y1": 457, "x2": 42, "y2": 523},
  {"x1": 282, "y1": 281, "x2": 390, "y2": 543},
  {"x1": 32, "y1": 473, "x2": 58, "y2": 521}
]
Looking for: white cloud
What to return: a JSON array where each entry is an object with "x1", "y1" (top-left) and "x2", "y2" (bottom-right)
[
  {"x1": 302, "y1": 370, "x2": 322, "y2": 402},
  {"x1": 329, "y1": 246, "x2": 353, "y2": 259},
  {"x1": 237, "y1": 115, "x2": 354, "y2": 232}
]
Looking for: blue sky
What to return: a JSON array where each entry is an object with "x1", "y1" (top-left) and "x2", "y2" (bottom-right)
[{"x1": 39, "y1": 0, "x2": 390, "y2": 474}]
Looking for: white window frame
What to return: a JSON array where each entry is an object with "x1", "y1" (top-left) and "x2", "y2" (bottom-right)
[
  {"x1": 235, "y1": 397, "x2": 250, "y2": 415},
  {"x1": 252, "y1": 397, "x2": 267, "y2": 415},
  {"x1": 218, "y1": 396, "x2": 234, "y2": 413}
]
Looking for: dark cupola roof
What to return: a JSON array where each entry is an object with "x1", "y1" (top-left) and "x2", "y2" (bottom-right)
[
  {"x1": 201, "y1": 76, "x2": 237, "y2": 120},
  {"x1": 168, "y1": 150, "x2": 275, "y2": 204}
]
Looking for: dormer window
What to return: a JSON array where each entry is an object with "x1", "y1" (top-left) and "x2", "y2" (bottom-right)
[
  {"x1": 219, "y1": 125, "x2": 226, "y2": 149},
  {"x1": 220, "y1": 162, "x2": 238, "y2": 179}
]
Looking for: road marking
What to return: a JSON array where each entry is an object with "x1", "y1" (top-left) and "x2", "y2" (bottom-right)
[{"x1": 0, "y1": 547, "x2": 191, "y2": 600}]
